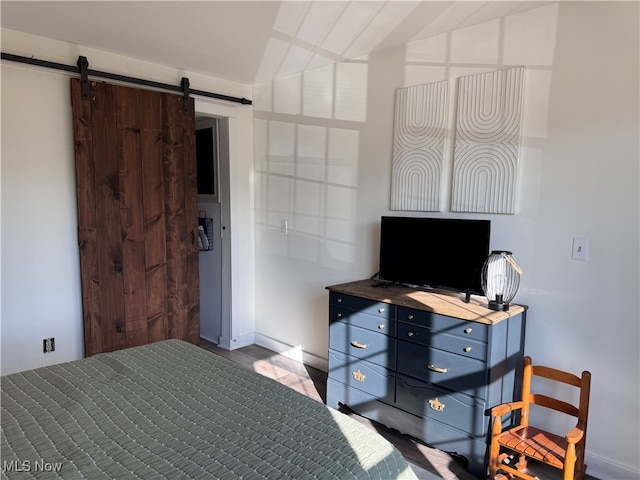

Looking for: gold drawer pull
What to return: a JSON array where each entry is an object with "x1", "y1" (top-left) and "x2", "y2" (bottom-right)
[
  {"x1": 378, "y1": 307, "x2": 385, "y2": 313},
  {"x1": 378, "y1": 324, "x2": 385, "y2": 330},
  {"x1": 463, "y1": 347, "x2": 472, "y2": 353},
  {"x1": 427, "y1": 364, "x2": 448, "y2": 374},
  {"x1": 408, "y1": 314, "x2": 414, "y2": 320},
  {"x1": 429, "y1": 397, "x2": 445, "y2": 412},
  {"x1": 350, "y1": 341, "x2": 367, "y2": 349},
  {"x1": 337, "y1": 298, "x2": 343, "y2": 303},
  {"x1": 407, "y1": 332, "x2": 414, "y2": 337},
  {"x1": 336, "y1": 313, "x2": 342, "y2": 318},
  {"x1": 352, "y1": 370, "x2": 366, "y2": 382},
  {"x1": 464, "y1": 328, "x2": 473, "y2": 334}
]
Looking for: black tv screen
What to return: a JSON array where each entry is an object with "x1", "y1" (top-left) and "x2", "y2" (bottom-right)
[{"x1": 378, "y1": 216, "x2": 491, "y2": 295}]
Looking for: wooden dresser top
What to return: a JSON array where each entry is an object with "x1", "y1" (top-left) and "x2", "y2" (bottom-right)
[{"x1": 326, "y1": 279, "x2": 526, "y2": 325}]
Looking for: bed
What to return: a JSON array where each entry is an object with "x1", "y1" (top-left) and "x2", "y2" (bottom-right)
[{"x1": 1, "y1": 339, "x2": 416, "y2": 479}]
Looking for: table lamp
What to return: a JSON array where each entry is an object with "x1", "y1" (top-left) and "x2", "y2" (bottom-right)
[{"x1": 481, "y1": 250, "x2": 522, "y2": 311}]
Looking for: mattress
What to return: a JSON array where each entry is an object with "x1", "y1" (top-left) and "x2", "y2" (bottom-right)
[{"x1": 1, "y1": 339, "x2": 416, "y2": 479}]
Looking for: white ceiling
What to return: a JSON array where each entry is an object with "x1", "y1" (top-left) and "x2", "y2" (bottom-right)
[{"x1": 1, "y1": 1, "x2": 549, "y2": 85}]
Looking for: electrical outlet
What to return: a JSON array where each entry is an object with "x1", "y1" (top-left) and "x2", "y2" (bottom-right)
[{"x1": 43, "y1": 337, "x2": 55, "y2": 353}]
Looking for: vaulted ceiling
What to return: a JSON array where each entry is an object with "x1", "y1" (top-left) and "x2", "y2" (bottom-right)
[{"x1": 1, "y1": 1, "x2": 549, "y2": 85}]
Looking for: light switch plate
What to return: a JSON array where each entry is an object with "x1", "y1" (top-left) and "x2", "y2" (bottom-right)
[{"x1": 572, "y1": 237, "x2": 589, "y2": 261}]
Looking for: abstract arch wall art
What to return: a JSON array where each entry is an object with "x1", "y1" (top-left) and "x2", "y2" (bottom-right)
[
  {"x1": 452, "y1": 67, "x2": 525, "y2": 214},
  {"x1": 391, "y1": 80, "x2": 448, "y2": 211}
]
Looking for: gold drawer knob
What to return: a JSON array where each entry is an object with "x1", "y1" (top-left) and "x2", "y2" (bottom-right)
[
  {"x1": 464, "y1": 327, "x2": 473, "y2": 334},
  {"x1": 336, "y1": 313, "x2": 342, "y2": 318},
  {"x1": 352, "y1": 370, "x2": 366, "y2": 382},
  {"x1": 407, "y1": 332, "x2": 414, "y2": 337},
  {"x1": 337, "y1": 298, "x2": 343, "y2": 303},
  {"x1": 408, "y1": 314, "x2": 414, "y2": 320},
  {"x1": 463, "y1": 347, "x2": 472, "y2": 353},
  {"x1": 378, "y1": 324, "x2": 385, "y2": 330},
  {"x1": 429, "y1": 397, "x2": 445, "y2": 412},
  {"x1": 378, "y1": 308, "x2": 385, "y2": 313}
]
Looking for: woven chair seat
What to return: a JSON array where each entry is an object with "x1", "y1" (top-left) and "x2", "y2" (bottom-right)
[{"x1": 498, "y1": 426, "x2": 566, "y2": 468}]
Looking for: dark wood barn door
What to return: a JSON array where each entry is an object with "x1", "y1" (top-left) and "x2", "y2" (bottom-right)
[{"x1": 71, "y1": 78, "x2": 199, "y2": 357}]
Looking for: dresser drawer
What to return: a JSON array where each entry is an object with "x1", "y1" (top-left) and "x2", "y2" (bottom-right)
[
  {"x1": 396, "y1": 374, "x2": 487, "y2": 436},
  {"x1": 397, "y1": 322, "x2": 487, "y2": 361},
  {"x1": 326, "y1": 379, "x2": 396, "y2": 425},
  {"x1": 329, "y1": 305, "x2": 396, "y2": 336},
  {"x1": 330, "y1": 293, "x2": 394, "y2": 319},
  {"x1": 328, "y1": 350, "x2": 395, "y2": 402},
  {"x1": 329, "y1": 322, "x2": 396, "y2": 369},
  {"x1": 398, "y1": 306, "x2": 488, "y2": 342},
  {"x1": 397, "y1": 340, "x2": 488, "y2": 398},
  {"x1": 418, "y1": 417, "x2": 488, "y2": 477}
]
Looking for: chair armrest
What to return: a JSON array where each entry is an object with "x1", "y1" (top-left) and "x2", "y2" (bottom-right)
[
  {"x1": 566, "y1": 426, "x2": 585, "y2": 444},
  {"x1": 490, "y1": 401, "x2": 523, "y2": 418}
]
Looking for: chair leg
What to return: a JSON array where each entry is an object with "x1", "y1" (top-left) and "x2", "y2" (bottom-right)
[
  {"x1": 489, "y1": 416, "x2": 505, "y2": 479},
  {"x1": 515, "y1": 454, "x2": 528, "y2": 472},
  {"x1": 564, "y1": 443, "x2": 577, "y2": 480},
  {"x1": 488, "y1": 441, "x2": 500, "y2": 479},
  {"x1": 564, "y1": 463, "x2": 575, "y2": 480},
  {"x1": 575, "y1": 446, "x2": 586, "y2": 480}
]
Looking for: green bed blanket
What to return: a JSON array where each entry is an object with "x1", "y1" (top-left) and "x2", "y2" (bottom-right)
[{"x1": 1, "y1": 339, "x2": 416, "y2": 479}]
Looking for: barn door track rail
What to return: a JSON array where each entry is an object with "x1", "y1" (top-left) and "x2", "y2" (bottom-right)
[{"x1": 1, "y1": 52, "x2": 252, "y2": 111}]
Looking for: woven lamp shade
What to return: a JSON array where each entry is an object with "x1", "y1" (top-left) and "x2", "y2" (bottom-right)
[{"x1": 481, "y1": 251, "x2": 522, "y2": 311}]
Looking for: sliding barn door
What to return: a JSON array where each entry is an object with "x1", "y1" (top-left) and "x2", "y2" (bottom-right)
[{"x1": 71, "y1": 78, "x2": 199, "y2": 357}]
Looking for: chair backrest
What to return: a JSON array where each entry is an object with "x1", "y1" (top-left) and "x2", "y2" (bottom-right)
[{"x1": 519, "y1": 356, "x2": 591, "y2": 434}]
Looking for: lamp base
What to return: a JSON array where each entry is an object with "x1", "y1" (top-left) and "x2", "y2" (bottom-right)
[{"x1": 488, "y1": 301, "x2": 510, "y2": 311}]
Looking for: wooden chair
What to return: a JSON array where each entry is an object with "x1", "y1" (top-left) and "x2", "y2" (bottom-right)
[{"x1": 488, "y1": 356, "x2": 591, "y2": 480}]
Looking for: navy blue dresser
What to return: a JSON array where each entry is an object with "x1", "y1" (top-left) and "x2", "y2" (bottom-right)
[{"x1": 326, "y1": 280, "x2": 526, "y2": 478}]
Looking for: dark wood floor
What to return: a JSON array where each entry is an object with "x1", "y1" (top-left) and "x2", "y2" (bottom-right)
[{"x1": 199, "y1": 339, "x2": 595, "y2": 480}]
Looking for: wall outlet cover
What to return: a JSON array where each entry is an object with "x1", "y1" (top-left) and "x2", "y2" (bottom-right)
[{"x1": 43, "y1": 337, "x2": 55, "y2": 353}]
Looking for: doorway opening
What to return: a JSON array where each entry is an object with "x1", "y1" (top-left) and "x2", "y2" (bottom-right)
[{"x1": 196, "y1": 117, "x2": 224, "y2": 344}]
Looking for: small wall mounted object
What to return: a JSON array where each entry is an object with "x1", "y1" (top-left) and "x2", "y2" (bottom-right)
[
  {"x1": 391, "y1": 80, "x2": 448, "y2": 211},
  {"x1": 198, "y1": 210, "x2": 214, "y2": 252},
  {"x1": 452, "y1": 67, "x2": 525, "y2": 214},
  {"x1": 481, "y1": 251, "x2": 522, "y2": 311}
]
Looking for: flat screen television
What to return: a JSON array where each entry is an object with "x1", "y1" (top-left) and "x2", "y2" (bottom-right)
[{"x1": 378, "y1": 216, "x2": 491, "y2": 296}]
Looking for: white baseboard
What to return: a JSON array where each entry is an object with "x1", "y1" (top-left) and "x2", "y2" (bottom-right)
[
  {"x1": 217, "y1": 332, "x2": 255, "y2": 351},
  {"x1": 199, "y1": 334, "x2": 219, "y2": 345},
  {"x1": 253, "y1": 333, "x2": 328, "y2": 372},
  {"x1": 586, "y1": 451, "x2": 640, "y2": 480}
]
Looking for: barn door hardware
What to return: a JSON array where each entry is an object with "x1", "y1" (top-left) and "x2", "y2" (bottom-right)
[
  {"x1": 77, "y1": 56, "x2": 90, "y2": 100},
  {"x1": 181, "y1": 77, "x2": 190, "y2": 114},
  {"x1": 0, "y1": 52, "x2": 252, "y2": 106}
]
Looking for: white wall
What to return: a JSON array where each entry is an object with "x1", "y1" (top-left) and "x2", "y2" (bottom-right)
[
  {"x1": 0, "y1": 29, "x2": 255, "y2": 373},
  {"x1": 1, "y1": 64, "x2": 83, "y2": 372},
  {"x1": 252, "y1": 3, "x2": 639, "y2": 479}
]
